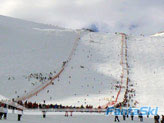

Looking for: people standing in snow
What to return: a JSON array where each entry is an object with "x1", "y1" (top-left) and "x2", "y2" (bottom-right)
[
  {"x1": 114, "y1": 108, "x2": 120, "y2": 122},
  {"x1": 17, "y1": 109, "x2": 23, "y2": 121},
  {"x1": 42, "y1": 100, "x2": 47, "y2": 118},
  {"x1": 123, "y1": 111, "x2": 126, "y2": 121},
  {"x1": 42, "y1": 110, "x2": 46, "y2": 118},
  {"x1": 114, "y1": 115, "x2": 120, "y2": 122},
  {"x1": 139, "y1": 112, "x2": 143, "y2": 122},
  {"x1": 62, "y1": 61, "x2": 67, "y2": 67},
  {"x1": 0, "y1": 104, "x2": 4, "y2": 120},
  {"x1": 131, "y1": 111, "x2": 134, "y2": 121},
  {"x1": 154, "y1": 114, "x2": 160, "y2": 123},
  {"x1": 65, "y1": 111, "x2": 68, "y2": 117},
  {"x1": 161, "y1": 115, "x2": 164, "y2": 123},
  {"x1": 147, "y1": 111, "x2": 150, "y2": 118},
  {"x1": 3, "y1": 104, "x2": 8, "y2": 120}
]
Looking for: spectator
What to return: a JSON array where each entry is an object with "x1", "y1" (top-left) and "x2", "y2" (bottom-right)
[
  {"x1": 17, "y1": 109, "x2": 23, "y2": 121},
  {"x1": 0, "y1": 104, "x2": 4, "y2": 120},
  {"x1": 3, "y1": 104, "x2": 8, "y2": 120}
]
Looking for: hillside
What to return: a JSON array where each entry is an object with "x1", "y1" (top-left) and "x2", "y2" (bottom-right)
[
  {"x1": 128, "y1": 35, "x2": 164, "y2": 114},
  {"x1": 0, "y1": 15, "x2": 164, "y2": 115},
  {"x1": 0, "y1": 15, "x2": 124, "y2": 108}
]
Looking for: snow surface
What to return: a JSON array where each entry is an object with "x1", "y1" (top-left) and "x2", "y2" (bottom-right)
[
  {"x1": 0, "y1": 112, "x2": 154, "y2": 123},
  {"x1": 127, "y1": 35, "x2": 164, "y2": 114},
  {"x1": 29, "y1": 32, "x2": 124, "y2": 107},
  {"x1": 0, "y1": 15, "x2": 78, "y2": 100},
  {"x1": 152, "y1": 32, "x2": 164, "y2": 37},
  {"x1": 0, "y1": 15, "x2": 164, "y2": 122},
  {"x1": 0, "y1": 15, "x2": 124, "y2": 107}
]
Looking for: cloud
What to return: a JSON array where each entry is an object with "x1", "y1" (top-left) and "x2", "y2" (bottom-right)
[{"x1": 0, "y1": 0, "x2": 164, "y2": 35}]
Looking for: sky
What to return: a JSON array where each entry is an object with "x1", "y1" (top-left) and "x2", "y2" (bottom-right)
[{"x1": 0, "y1": 0, "x2": 164, "y2": 35}]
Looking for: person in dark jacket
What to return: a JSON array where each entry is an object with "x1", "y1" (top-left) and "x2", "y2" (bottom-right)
[
  {"x1": 131, "y1": 111, "x2": 134, "y2": 121},
  {"x1": 161, "y1": 115, "x2": 164, "y2": 123},
  {"x1": 122, "y1": 110, "x2": 127, "y2": 121},
  {"x1": 114, "y1": 115, "x2": 120, "y2": 122},
  {"x1": 3, "y1": 104, "x2": 7, "y2": 120},
  {"x1": 139, "y1": 112, "x2": 143, "y2": 122},
  {"x1": 17, "y1": 109, "x2": 23, "y2": 121},
  {"x1": 114, "y1": 108, "x2": 120, "y2": 122},
  {"x1": 42, "y1": 110, "x2": 46, "y2": 118},
  {"x1": 154, "y1": 114, "x2": 160, "y2": 123},
  {"x1": 0, "y1": 104, "x2": 4, "y2": 120}
]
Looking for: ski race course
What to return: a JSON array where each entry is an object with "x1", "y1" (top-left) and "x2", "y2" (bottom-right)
[
  {"x1": 0, "y1": 15, "x2": 164, "y2": 122},
  {"x1": 15, "y1": 32, "x2": 81, "y2": 102}
]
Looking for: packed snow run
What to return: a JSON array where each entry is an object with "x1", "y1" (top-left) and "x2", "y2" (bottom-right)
[{"x1": 0, "y1": 15, "x2": 164, "y2": 122}]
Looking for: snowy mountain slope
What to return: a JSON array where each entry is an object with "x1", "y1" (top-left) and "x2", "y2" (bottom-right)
[
  {"x1": 0, "y1": 15, "x2": 124, "y2": 108},
  {"x1": 0, "y1": 15, "x2": 164, "y2": 118},
  {"x1": 127, "y1": 35, "x2": 164, "y2": 114},
  {"x1": 0, "y1": 15, "x2": 79, "y2": 100},
  {"x1": 152, "y1": 31, "x2": 164, "y2": 37},
  {"x1": 0, "y1": 15, "x2": 61, "y2": 31},
  {"x1": 29, "y1": 32, "x2": 123, "y2": 107}
]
